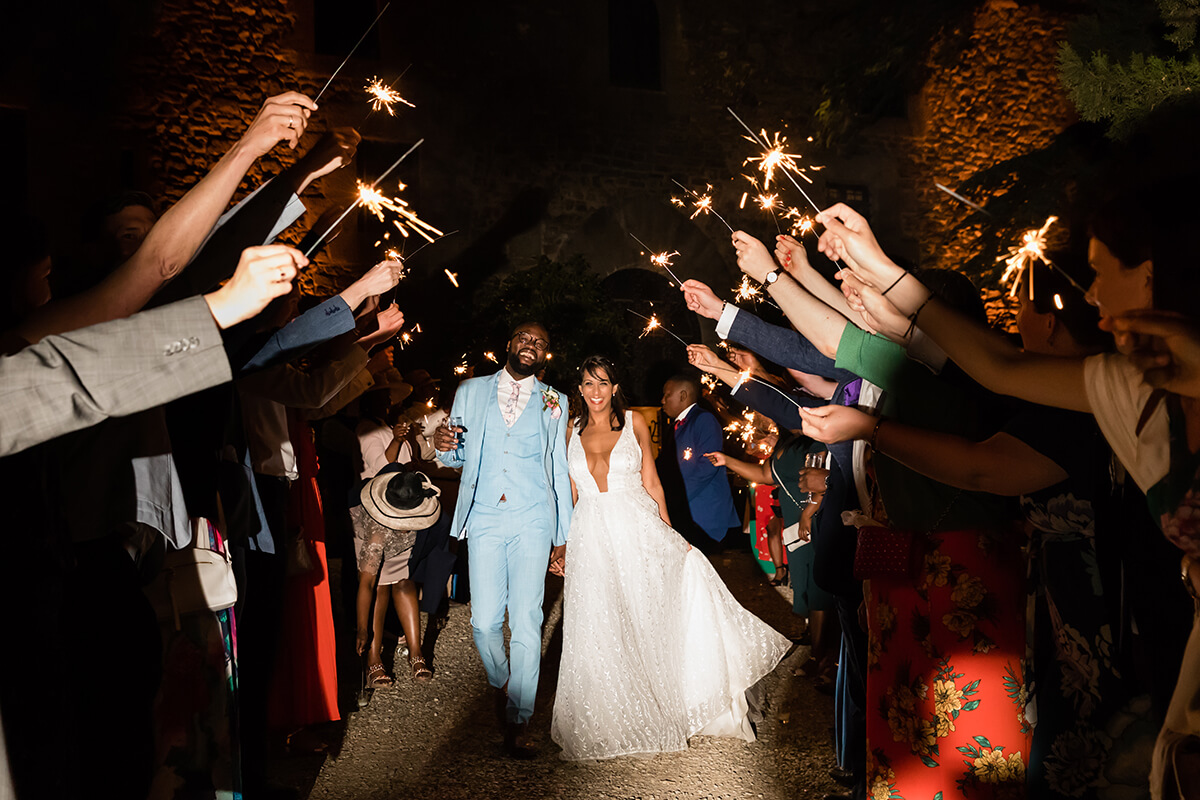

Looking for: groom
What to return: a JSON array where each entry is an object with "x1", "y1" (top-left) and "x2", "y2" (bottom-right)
[{"x1": 434, "y1": 321, "x2": 572, "y2": 758}]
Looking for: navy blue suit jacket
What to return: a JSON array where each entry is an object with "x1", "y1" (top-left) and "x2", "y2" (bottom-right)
[
  {"x1": 674, "y1": 406, "x2": 740, "y2": 540},
  {"x1": 727, "y1": 308, "x2": 862, "y2": 597}
]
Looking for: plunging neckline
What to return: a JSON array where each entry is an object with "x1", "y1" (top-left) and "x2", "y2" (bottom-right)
[{"x1": 580, "y1": 414, "x2": 628, "y2": 495}]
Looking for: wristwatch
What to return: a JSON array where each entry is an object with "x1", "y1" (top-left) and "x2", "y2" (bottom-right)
[{"x1": 763, "y1": 269, "x2": 781, "y2": 285}]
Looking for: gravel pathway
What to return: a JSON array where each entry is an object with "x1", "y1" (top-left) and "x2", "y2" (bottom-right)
[{"x1": 291, "y1": 550, "x2": 843, "y2": 800}]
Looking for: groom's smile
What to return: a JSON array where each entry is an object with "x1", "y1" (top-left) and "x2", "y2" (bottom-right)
[{"x1": 505, "y1": 323, "x2": 551, "y2": 377}]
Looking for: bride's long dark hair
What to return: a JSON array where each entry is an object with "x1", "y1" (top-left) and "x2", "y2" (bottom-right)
[{"x1": 573, "y1": 355, "x2": 629, "y2": 433}]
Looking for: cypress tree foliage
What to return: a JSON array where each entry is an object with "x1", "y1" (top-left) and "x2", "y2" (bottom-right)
[{"x1": 1058, "y1": 0, "x2": 1200, "y2": 139}]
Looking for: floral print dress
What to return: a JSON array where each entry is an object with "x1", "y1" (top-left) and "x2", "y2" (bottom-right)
[{"x1": 866, "y1": 526, "x2": 1030, "y2": 800}]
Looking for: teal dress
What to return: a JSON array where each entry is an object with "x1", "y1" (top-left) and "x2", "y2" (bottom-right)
[{"x1": 769, "y1": 433, "x2": 832, "y2": 615}]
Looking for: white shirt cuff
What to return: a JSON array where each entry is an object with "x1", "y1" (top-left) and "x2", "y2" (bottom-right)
[
  {"x1": 907, "y1": 328, "x2": 948, "y2": 374},
  {"x1": 715, "y1": 303, "x2": 739, "y2": 340}
]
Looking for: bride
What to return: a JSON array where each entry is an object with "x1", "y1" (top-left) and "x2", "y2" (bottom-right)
[{"x1": 550, "y1": 355, "x2": 791, "y2": 760}]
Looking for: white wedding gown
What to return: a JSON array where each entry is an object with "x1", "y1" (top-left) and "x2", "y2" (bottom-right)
[{"x1": 550, "y1": 412, "x2": 791, "y2": 760}]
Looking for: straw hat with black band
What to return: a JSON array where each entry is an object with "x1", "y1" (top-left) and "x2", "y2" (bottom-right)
[{"x1": 360, "y1": 466, "x2": 442, "y2": 531}]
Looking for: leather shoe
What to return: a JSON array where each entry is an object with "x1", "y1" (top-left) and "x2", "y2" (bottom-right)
[
  {"x1": 504, "y1": 721, "x2": 538, "y2": 760},
  {"x1": 829, "y1": 766, "x2": 855, "y2": 787}
]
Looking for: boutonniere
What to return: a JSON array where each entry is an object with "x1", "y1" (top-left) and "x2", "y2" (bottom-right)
[{"x1": 541, "y1": 388, "x2": 562, "y2": 419}]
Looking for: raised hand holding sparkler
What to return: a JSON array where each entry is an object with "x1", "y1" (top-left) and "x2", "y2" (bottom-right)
[
  {"x1": 686, "y1": 344, "x2": 804, "y2": 410},
  {"x1": 239, "y1": 92, "x2": 318, "y2": 156}
]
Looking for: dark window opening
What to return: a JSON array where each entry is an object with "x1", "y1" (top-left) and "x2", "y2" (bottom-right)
[
  {"x1": 608, "y1": 0, "x2": 661, "y2": 90},
  {"x1": 314, "y1": 0, "x2": 381, "y2": 60},
  {"x1": 826, "y1": 183, "x2": 870, "y2": 218}
]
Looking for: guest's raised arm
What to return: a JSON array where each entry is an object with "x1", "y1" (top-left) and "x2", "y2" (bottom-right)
[{"x1": 19, "y1": 92, "x2": 318, "y2": 343}]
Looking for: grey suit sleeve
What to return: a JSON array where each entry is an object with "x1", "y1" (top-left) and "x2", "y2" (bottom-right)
[{"x1": 0, "y1": 296, "x2": 232, "y2": 457}]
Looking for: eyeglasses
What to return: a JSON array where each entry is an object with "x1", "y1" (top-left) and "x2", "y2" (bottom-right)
[{"x1": 512, "y1": 332, "x2": 549, "y2": 351}]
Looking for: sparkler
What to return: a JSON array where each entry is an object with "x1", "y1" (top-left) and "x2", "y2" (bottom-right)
[
  {"x1": 735, "y1": 275, "x2": 763, "y2": 304},
  {"x1": 998, "y1": 216, "x2": 1085, "y2": 300},
  {"x1": 364, "y1": 75, "x2": 414, "y2": 115},
  {"x1": 303, "y1": 139, "x2": 424, "y2": 258},
  {"x1": 727, "y1": 108, "x2": 824, "y2": 216},
  {"x1": 670, "y1": 179, "x2": 734, "y2": 234},
  {"x1": 629, "y1": 233, "x2": 684, "y2": 285},
  {"x1": 358, "y1": 179, "x2": 445, "y2": 243},
  {"x1": 444, "y1": 269, "x2": 459, "y2": 288},
  {"x1": 483, "y1": 351, "x2": 498, "y2": 363},
  {"x1": 314, "y1": 3, "x2": 392, "y2": 103},
  {"x1": 682, "y1": 447, "x2": 693, "y2": 461},
  {"x1": 784, "y1": 207, "x2": 815, "y2": 238},
  {"x1": 626, "y1": 309, "x2": 689, "y2": 347},
  {"x1": 935, "y1": 182, "x2": 992, "y2": 217}
]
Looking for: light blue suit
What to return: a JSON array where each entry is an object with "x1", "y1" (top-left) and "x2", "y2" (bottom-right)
[{"x1": 437, "y1": 369, "x2": 571, "y2": 724}]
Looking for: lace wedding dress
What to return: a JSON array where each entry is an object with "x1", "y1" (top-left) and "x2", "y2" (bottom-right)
[{"x1": 550, "y1": 412, "x2": 791, "y2": 760}]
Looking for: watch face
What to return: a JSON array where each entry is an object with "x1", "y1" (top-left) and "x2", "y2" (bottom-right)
[{"x1": 765, "y1": 271, "x2": 778, "y2": 284}]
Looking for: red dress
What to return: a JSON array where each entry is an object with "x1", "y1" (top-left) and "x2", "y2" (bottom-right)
[
  {"x1": 753, "y1": 484, "x2": 786, "y2": 566},
  {"x1": 268, "y1": 414, "x2": 340, "y2": 729}
]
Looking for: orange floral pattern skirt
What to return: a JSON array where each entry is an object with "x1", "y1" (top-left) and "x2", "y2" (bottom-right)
[{"x1": 866, "y1": 528, "x2": 1030, "y2": 800}]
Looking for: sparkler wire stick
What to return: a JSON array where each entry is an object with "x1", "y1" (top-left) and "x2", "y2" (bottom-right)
[
  {"x1": 726, "y1": 107, "x2": 823, "y2": 215},
  {"x1": 934, "y1": 182, "x2": 992, "y2": 217},
  {"x1": 626, "y1": 309, "x2": 690, "y2": 347},
  {"x1": 629, "y1": 233, "x2": 684, "y2": 285},
  {"x1": 670, "y1": 179, "x2": 735, "y2": 234},
  {"x1": 303, "y1": 138, "x2": 424, "y2": 258},
  {"x1": 314, "y1": 2, "x2": 392, "y2": 103}
]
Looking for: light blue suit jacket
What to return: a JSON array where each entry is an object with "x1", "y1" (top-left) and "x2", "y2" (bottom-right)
[{"x1": 437, "y1": 371, "x2": 573, "y2": 546}]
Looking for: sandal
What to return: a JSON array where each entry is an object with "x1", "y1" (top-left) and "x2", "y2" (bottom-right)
[
  {"x1": 769, "y1": 565, "x2": 790, "y2": 586},
  {"x1": 367, "y1": 663, "x2": 393, "y2": 688},
  {"x1": 409, "y1": 655, "x2": 433, "y2": 683}
]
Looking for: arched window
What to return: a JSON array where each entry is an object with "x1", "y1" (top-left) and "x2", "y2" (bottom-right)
[{"x1": 608, "y1": 0, "x2": 661, "y2": 90}]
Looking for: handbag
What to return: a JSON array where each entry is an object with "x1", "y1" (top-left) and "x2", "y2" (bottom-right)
[
  {"x1": 144, "y1": 518, "x2": 239, "y2": 630},
  {"x1": 852, "y1": 491, "x2": 960, "y2": 581},
  {"x1": 853, "y1": 526, "x2": 922, "y2": 580}
]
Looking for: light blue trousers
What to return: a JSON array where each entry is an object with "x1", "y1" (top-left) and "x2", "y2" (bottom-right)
[{"x1": 466, "y1": 502, "x2": 553, "y2": 724}]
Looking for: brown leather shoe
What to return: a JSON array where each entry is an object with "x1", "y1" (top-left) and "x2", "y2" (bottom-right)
[{"x1": 504, "y1": 722, "x2": 537, "y2": 760}]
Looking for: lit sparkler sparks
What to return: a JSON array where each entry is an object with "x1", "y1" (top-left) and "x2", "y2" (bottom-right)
[
  {"x1": 357, "y1": 180, "x2": 444, "y2": 243},
  {"x1": 743, "y1": 129, "x2": 816, "y2": 192},
  {"x1": 727, "y1": 108, "x2": 824, "y2": 216},
  {"x1": 629, "y1": 233, "x2": 684, "y2": 285},
  {"x1": 303, "y1": 139, "x2": 424, "y2": 258},
  {"x1": 700, "y1": 373, "x2": 718, "y2": 392},
  {"x1": 364, "y1": 76, "x2": 414, "y2": 115},
  {"x1": 734, "y1": 275, "x2": 763, "y2": 304},
  {"x1": 627, "y1": 309, "x2": 689, "y2": 347},
  {"x1": 784, "y1": 207, "x2": 815, "y2": 237},
  {"x1": 444, "y1": 269, "x2": 459, "y2": 288},
  {"x1": 483, "y1": 351, "x2": 498, "y2": 363},
  {"x1": 682, "y1": 447, "x2": 693, "y2": 461},
  {"x1": 670, "y1": 179, "x2": 734, "y2": 234},
  {"x1": 999, "y1": 216, "x2": 1057, "y2": 299}
]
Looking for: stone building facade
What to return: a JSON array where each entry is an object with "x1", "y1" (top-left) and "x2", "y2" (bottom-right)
[{"x1": 7, "y1": 0, "x2": 1075, "y2": 338}]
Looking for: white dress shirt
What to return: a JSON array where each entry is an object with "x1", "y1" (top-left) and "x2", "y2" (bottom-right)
[{"x1": 496, "y1": 367, "x2": 537, "y2": 426}]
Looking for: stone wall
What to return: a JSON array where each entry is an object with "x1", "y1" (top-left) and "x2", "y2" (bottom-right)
[{"x1": 87, "y1": 0, "x2": 1076, "y2": 313}]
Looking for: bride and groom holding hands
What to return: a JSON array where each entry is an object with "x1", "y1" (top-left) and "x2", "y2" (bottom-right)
[{"x1": 433, "y1": 321, "x2": 789, "y2": 760}]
